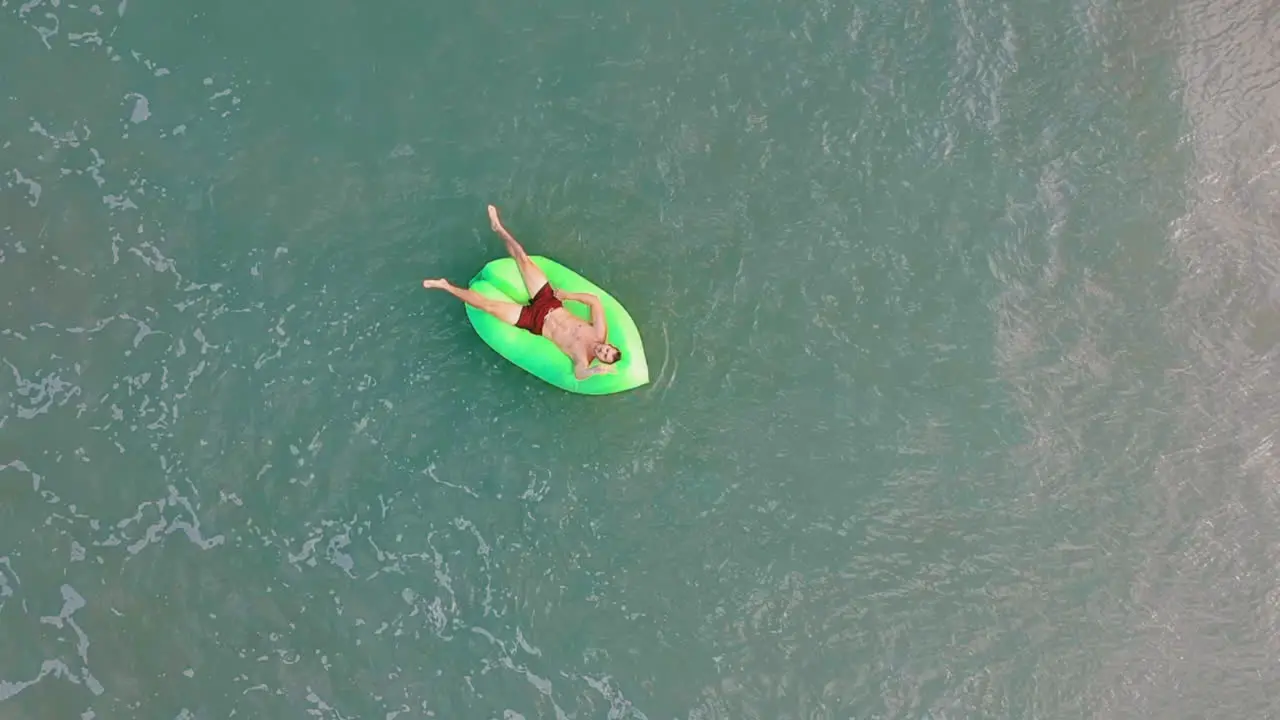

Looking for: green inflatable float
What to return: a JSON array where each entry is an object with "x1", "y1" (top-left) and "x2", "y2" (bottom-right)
[{"x1": 464, "y1": 256, "x2": 649, "y2": 395}]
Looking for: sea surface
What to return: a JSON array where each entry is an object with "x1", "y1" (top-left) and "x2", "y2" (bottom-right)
[{"x1": 4, "y1": 0, "x2": 1280, "y2": 717}]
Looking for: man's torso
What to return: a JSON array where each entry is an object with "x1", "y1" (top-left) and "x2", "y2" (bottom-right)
[{"x1": 541, "y1": 307, "x2": 594, "y2": 364}]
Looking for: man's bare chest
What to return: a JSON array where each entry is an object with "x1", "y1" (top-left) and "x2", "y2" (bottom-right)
[{"x1": 543, "y1": 310, "x2": 593, "y2": 353}]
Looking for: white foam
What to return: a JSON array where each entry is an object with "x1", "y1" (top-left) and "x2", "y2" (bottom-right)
[{"x1": 127, "y1": 93, "x2": 150, "y2": 124}]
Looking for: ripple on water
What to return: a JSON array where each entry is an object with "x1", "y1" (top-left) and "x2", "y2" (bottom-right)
[{"x1": 6, "y1": 0, "x2": 1280, "y2": 717}]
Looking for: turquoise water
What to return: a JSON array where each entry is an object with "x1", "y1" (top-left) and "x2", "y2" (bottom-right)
[{"x1": 4, "y1": 0, "x2": 1280, "y2": 717}]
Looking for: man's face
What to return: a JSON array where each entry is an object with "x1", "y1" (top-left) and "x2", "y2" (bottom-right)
[{"x1": 595, "y1": 343, "x2": 620, "y2": 364}]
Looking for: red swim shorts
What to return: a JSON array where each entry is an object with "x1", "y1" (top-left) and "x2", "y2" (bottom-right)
[{"x1": 515, "y1": 284, "x2": 562, "y2": 336}]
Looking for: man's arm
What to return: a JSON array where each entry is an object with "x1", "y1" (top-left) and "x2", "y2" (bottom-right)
[
  {"x1": 555, "y1": 290, "x2": 608, "y2": 341},
  {"x1": 573, "y1": 361, "x2": 606, "y2": 379},
  {"x1": 573, "y1": 356, "x2": 614, "y2": 380}
]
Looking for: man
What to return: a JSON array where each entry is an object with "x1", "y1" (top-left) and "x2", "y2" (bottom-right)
[{"x1": 422, "y1": 205, "x2": 622, "y2": 380}]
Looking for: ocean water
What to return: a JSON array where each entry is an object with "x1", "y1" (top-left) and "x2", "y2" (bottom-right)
[{"x1": 4, "y1": 0, "x2": 1280, "y2": 717}]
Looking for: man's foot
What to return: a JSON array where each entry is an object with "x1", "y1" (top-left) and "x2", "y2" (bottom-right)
[
  {"x1": 422, "y1": 278, "x2": 451, "y2": 290},
  {"x1": 488, "y1": 204, "x2": 506, "y2": 235}
]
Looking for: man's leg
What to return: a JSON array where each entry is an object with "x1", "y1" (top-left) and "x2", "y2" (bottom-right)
[
  {"x1": 423, "y1": 279, "x2": 522, "y2": 325},
  {"x1": 488, "y1": 205, "x2": 550, "y2": 298}
]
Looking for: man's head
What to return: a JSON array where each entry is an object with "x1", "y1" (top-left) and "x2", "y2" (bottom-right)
[{"x1": 593, "y1": 342, "x2": 622, "y2": 364}]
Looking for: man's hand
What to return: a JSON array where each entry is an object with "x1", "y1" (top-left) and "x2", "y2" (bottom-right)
[
  {"x1": 575, "y1": 363, "x2": 616, "y2": 380},
  {"x1": 556, "y1": 290, "x2": 602, "y2": 309}
]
